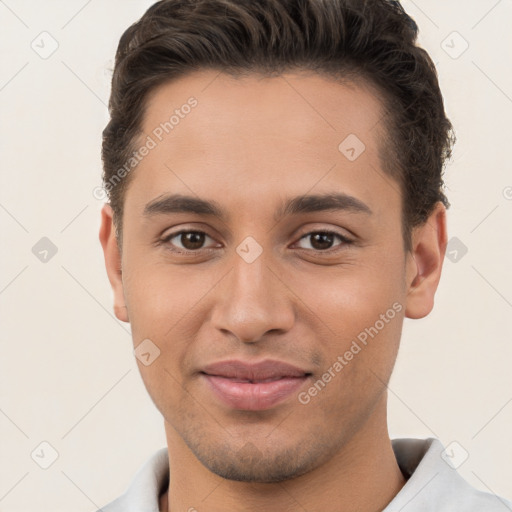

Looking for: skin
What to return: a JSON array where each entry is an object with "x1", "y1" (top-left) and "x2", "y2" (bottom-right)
[{"x1": 100, "y1": 69, "x2": 447, "y2": 512}]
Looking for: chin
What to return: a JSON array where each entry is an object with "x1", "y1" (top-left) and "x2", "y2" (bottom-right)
[{"x1": 191, "y1": 438, "x2": 323, "y2": 483}]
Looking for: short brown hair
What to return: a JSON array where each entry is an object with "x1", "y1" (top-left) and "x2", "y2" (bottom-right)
[{"x1": 102, "y1": 0, "x2": 455, "y2": 251}]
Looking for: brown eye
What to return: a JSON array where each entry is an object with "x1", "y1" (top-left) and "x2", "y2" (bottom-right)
[
  {"x1": 296, "y1": 231, "x2": 351, "y2": 251},
  {"x1": 179, "y1": 232, "x2": 206, "y2": 250},
  {"x1": 162, "y1": 230, "x2": 215, "y2": 252}
]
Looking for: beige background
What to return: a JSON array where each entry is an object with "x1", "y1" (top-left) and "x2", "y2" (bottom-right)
[{"x1": 0, "y1": 0, "x2": 511, "y2": 510}]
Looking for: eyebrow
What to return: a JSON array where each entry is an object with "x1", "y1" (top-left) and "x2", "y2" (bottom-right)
[{"x1": 142, "y1": 192, "x2": 372, "y2": 223}]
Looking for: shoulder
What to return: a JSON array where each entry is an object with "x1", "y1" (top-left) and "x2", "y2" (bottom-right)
[
  {"x1": 93, "y1": 447, "x2": 169, "y2": 512},
  {"x1": 387, "y1": 438, "x2": 512, "y2": 511}
]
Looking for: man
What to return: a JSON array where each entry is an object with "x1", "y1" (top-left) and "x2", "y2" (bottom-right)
[{"x1": 97, "y1": 0, "x2": 511, "y2": 510}]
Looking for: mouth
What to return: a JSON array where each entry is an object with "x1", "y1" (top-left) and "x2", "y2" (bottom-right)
[{"x1": 200, "y1": 359, "x2": 312, "y2": 411}]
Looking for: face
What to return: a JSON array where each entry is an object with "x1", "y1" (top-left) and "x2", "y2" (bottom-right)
[{"x1": 100, "y1": 70, "x2": 445, "y2": 483}]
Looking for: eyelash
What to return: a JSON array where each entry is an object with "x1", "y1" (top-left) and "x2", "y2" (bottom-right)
[{"x1": 159, "y1": 229, "x2": 353, "y2": 255}]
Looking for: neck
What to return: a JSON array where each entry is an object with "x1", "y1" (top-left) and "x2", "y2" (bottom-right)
[{"x1": 160, "y1": 397, "x2": 405, "y2": 512}]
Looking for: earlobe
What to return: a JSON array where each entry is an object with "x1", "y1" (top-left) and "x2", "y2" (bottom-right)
[
  {"x1": 404, "y1": 202, "x2": 448, "y2": 319},
  {"x1": 98, "y1": 204, "x2": 129, "y2": 323}
]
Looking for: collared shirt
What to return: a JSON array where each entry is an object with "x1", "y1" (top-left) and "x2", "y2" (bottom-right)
[{"x1": 96, "y1": 437, "x2": 512, "y2": 511}]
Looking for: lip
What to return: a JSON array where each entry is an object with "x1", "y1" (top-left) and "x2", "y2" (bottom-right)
[{"x1": 200, "y1": 359, "x2": 311, "y2": 411}]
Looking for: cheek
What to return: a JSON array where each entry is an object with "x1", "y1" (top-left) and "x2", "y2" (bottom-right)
[
  {"x1": 122, "y1": 260, "x2": 199, "y2": 414},
  {"x1": 293, "y1": 255, "x2": 405, "y2": 329},
  {"x1": 300, "y1": 297, "x2": 404, "y2": 431},
  {"x1": 293, "y1": 259, "x2": 405, "y2": 394},
  {"x1": 122, "y1": 258, "x2": 207, "y2": 339}
]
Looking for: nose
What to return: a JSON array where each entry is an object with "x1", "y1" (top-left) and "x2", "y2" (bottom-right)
[{"x1": 210, "y1": 249, "x2": 295, "y2": 344}]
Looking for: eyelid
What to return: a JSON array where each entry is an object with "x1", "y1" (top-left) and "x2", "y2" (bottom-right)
[
  {"x1": 292, "y1": 222, "x2": 354, "y2": 243},
  {"x1": 159, "y1": 222, "x2": 219, "y2": 241}
]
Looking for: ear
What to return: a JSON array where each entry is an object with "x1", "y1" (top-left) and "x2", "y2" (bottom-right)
[
  {"x1": 404, "y1": 202, "x2": 448, "y2": 319},
  {"x1": 99, "y1": 203, "x2": 129, "y2": 323}
]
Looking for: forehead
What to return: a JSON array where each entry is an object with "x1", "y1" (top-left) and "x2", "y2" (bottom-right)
[
  {"x1": 143, "y1": 69, "x2": 386, "y2": 146},
  {"x1": 126, "y1": 70, "x2": 394, "y2": 217}
]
